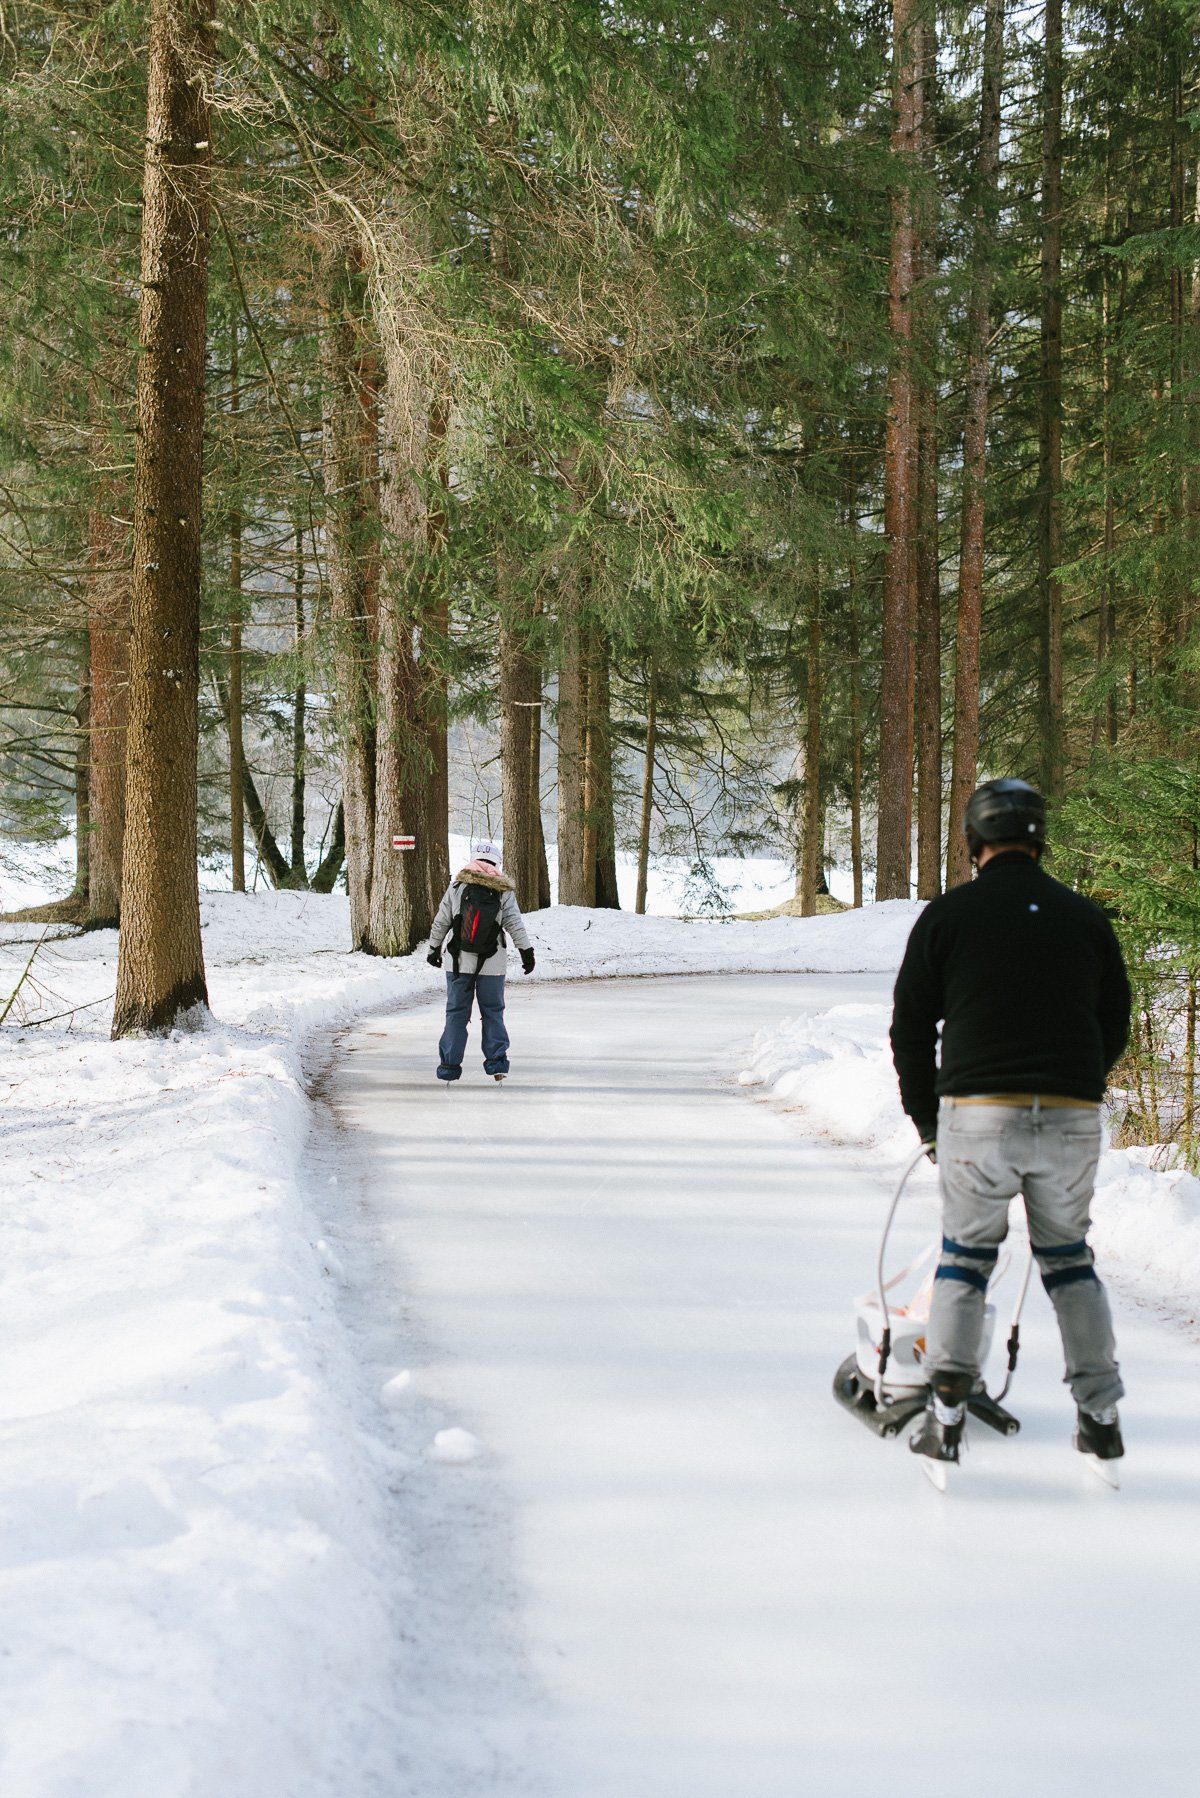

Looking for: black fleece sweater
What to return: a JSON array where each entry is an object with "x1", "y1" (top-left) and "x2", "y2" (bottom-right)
[{"x1": 890, "y1": 852, "x2": 1132, "y2": 1141}]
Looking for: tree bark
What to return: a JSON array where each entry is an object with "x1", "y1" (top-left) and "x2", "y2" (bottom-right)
[
  {"x1": 557, "y1": 581, "x2": 590, "y2": 905},
  {"x1": 913, "y1": 0, "x2": 941, "y2": 899},
  {"x1": 948, "y1": 0, "x2": 1004, "y2": 886},
  {"x1": 1094, "y1": 38, "x2": 1119, "y2": 757},
  {"x1": 848, "y1": 590, "x2": 864, "y2": 910},
  {"x1": 1037, "y1": 0, "x2": 1064, "y2": 799},
  {"x1": 240, "y1": 764, "x2": 292, "y2": 888},
  {"x1": 86, "y1": 503, "x2": 128, "y2": 927},
  {"x1": 311, "y1": 803, "x2": 346, "y2": 893},
  {"x1": 367, "y1": 352, "x2": 430, "y2": 956},
  {"x1": 211, "y1": 669, "x2": 292, "y2": 889},
  {"x1": 112, "y1": 0, "x2": 212, "y2": 1035},
  {"x1": 499, "y1": 598, "x2": 546, "y2": 912},
  {"x1": 422, "y1": 396, "x2": 452, "y2": 919},
  {"x1": 228, "y1": 318, "x2": 245, "y2": 892},
  {"x1": 586, "y1": 624, "x2": 620, "y2": 908},
  {"x1": 74, "y1": 666, "x2": 90, "y2": 904},
  {"x1": 799, "y1": 595, "x2": 822, "y2": 916},
  {"x1": 635, "y1": 659, "x2": 657, "y2": 915},
  {"x1": 318, "y1": 227, "x2": 376, "y2": 947},
  {"x1": 876, "y1": 0, "x2": 920, "y2": 900},
  {"x1": 291, "y1": 521, "x2": 307, "y2": 878}
]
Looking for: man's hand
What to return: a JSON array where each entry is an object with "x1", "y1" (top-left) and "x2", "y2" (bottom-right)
[
  {"x1": 520, "y1": 946, "x2": 536, "y2": 975},
  {"x1": 922, "y1": 1136, "x2": 937, "y2": 1166},
  {"x1": 427, "y1": 947, "x2": 443, "y2": 969}
]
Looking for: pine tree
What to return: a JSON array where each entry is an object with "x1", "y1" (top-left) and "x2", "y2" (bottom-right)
[{"x1": 112, "y1": 0, "x2": 214, "y2": 1035}]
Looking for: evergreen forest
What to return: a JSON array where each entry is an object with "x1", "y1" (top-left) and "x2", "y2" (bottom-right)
[{"x1": 1, "y1": 0, "x2": 1197, "y2": 1142}]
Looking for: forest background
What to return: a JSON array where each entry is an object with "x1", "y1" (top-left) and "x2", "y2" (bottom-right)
[{"x1": 0, "y1": 0, "x2": 1197, "y2": 1151}]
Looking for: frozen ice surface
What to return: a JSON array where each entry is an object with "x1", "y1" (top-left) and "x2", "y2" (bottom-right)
[{"x1": 339, "y1": 971, "x2": 1200, "y2": 1798}]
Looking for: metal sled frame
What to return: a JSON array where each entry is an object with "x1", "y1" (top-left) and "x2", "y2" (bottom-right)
[
  {"x1": 833, "y1": 1144, "x2": 1032, "y2": 1442},
  {"x1": 832, "y1": 1353, "x2": 1021, "y2": 1439}
]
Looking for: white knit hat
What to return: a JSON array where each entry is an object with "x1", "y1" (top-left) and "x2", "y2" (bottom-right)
[{"x1": 472, "y1": 839, "x2": 502, "y2": 866}]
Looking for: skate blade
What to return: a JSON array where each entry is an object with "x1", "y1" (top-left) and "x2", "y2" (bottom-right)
[
  {"x1": 920, "y1": 1458, "x2": 949, "y2": 1493},
  {"x1": 1082, "y1": 1453, "x2": 1120, "y2": 1490}
]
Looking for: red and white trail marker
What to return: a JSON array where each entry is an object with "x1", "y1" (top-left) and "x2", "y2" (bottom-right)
[{"x1": 392, "y1": 834, "x2": 416, "y2": 851}]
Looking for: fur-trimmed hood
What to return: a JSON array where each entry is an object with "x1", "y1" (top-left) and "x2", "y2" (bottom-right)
[{"x1": 455, "y1": 861, "x2": 515, "y2": 893}]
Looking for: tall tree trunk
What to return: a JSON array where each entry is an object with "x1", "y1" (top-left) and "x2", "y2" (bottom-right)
[
  {"x1": 534, "y1": 807, "x2": 551, "y2": 909},
  {"x1": 876, "y1": 0, "x2": 920, "y2": 900},
  {"x1": 1095, "y1": 54, "x2": 1119, "y2": 757},
  {"x1": 290, "y1": 521, "x2": 307, "y2": 879},
  {"x1": 422, "y1": 395, "x2": 452, "y2": 919},
  {"x1": 586, "y1": 624, "x2": 620, "y2": 908},
  {"x1": 635, "y1": 659, "x2": 658, "y2": 915},
  {"x1": 499, "y1": 583, "x2": 545, "y2": 910},
  {"x1": 367, "y1": 353, "x2": 430, "y2": 955},
  {"x1": 913, "y1": 0, "x2": 941, "y2": 900},
  {"x1": 318, "y1": 227, "x2": 375, "y2": 946},
  {"x1": 228, "y1": 318, "x2": 245, "y2": 892},
  {"x1": 1166, "y1": 52, "x2": 1187, "y2": 686},
  {"x1": 212, "y1": 669, "x2": 292, "y2": 888},
  {"x1": 1187, "y1": 162, "x2": 1200, "y2": 703},
  {"x1": 86, "y1": 503, "x2": 128, "y2": 927},
  {"x1": 948, "y1": 0, "x2": 1004, "y2": 886},
  {"x1": 849, "y1": 590, "x2": 864, "y2": 910},
  {"x1": 799, "y1": 594, "x2": 822, "y2": 916},
  {"x1": 112, "y1": 0, "x2": 212, "y2": 1035},
  {"x1": 1037, "y1": 0, "x2": 1064, "y2": 798},
  {"x1": 311, "y1": 802, "x2": 346, "y2": 892},
  {"x1": 74, "y1": 665, "x2": 90, "y2": 904},
  {"x1": 557, "y1": 581, "x2": 590, "y2": 905}
]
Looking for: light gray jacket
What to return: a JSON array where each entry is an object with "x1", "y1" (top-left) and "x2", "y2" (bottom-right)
[{"x1": 430, "y1": 865, "x2": 532, "y2": 977}]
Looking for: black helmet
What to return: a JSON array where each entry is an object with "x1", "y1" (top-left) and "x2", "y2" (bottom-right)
[{"x1": 964, "y1": 778, "x2": 1046, "y2": 860}]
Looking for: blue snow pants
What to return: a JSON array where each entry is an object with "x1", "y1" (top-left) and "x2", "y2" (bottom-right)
[{"x1": 437, "y1": 972, "x2": 510, "y2": 1080}]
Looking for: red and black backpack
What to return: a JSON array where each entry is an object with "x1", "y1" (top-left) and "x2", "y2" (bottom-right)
[{"x1": 450, "y1": 883, "x2": 504, "y2": 972}]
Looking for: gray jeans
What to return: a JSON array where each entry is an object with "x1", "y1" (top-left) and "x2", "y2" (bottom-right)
[{"x1": 928, "y1": 1101, "x2": 1123, "y2": 1413}]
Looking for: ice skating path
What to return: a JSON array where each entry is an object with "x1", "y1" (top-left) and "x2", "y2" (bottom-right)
[{"x1": 335, "y1": 972, "x2": 1200, "y2": 1798}]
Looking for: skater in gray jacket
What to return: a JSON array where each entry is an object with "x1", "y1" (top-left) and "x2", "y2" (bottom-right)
[{"x1": 427, "y1": 840, "x2": 535, "y2": 1082}]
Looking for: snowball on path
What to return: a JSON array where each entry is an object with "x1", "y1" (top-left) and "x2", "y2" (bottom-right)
[
  {"x1": 429, "y1": 1427, "x2": 480, "y2": 1464},
  {"x1": 381, "y1": 1370, "x2": 413, "y2": 1406}
]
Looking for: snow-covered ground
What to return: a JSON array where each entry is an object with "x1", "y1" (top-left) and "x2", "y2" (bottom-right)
[
  {"x1": 737, "y1": 1000, "x2": 1200, "y2": 1312},
  {"x1": 0, "y1": 885, "x2": 917, "y2": 1797}
]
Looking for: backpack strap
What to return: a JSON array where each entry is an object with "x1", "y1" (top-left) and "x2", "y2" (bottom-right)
[{"x1": 447, "y1": 885, "x2": 464, "y2": 975}]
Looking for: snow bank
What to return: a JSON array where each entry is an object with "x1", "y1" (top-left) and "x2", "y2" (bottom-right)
[
  {"x1": 529, "y1": 895, "x2": 921, "y2": 978},
  {"x1": 738, "y1": 1001, "x2": 1200, "y2": 1307},
  {"x1": 0, "y1": 920, "x2": 427, "y2": 1794},
  {"x1": 0, "y1": 888, "x2": 920, "y2": 1796}
]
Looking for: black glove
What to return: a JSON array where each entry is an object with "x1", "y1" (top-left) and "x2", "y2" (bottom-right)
[
  {"x1": 520, "y1": 946, "x2": 536, "y2": 975},
  {"x1": 921, "y1": 1136, "x2": 937, "y2": 1166},
  {"x1": 427, "y1": 947, "x2": 443, "y2": 969}
]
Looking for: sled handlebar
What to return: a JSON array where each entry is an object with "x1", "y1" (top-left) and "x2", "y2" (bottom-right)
[{"x1": 873, "y1": 1144, "x2": 931, "y2": 1409}]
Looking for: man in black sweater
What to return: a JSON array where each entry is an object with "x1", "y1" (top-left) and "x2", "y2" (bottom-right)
[{"x1": 890, "y1": 779, "x2": 1132, "y2": 1473}]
